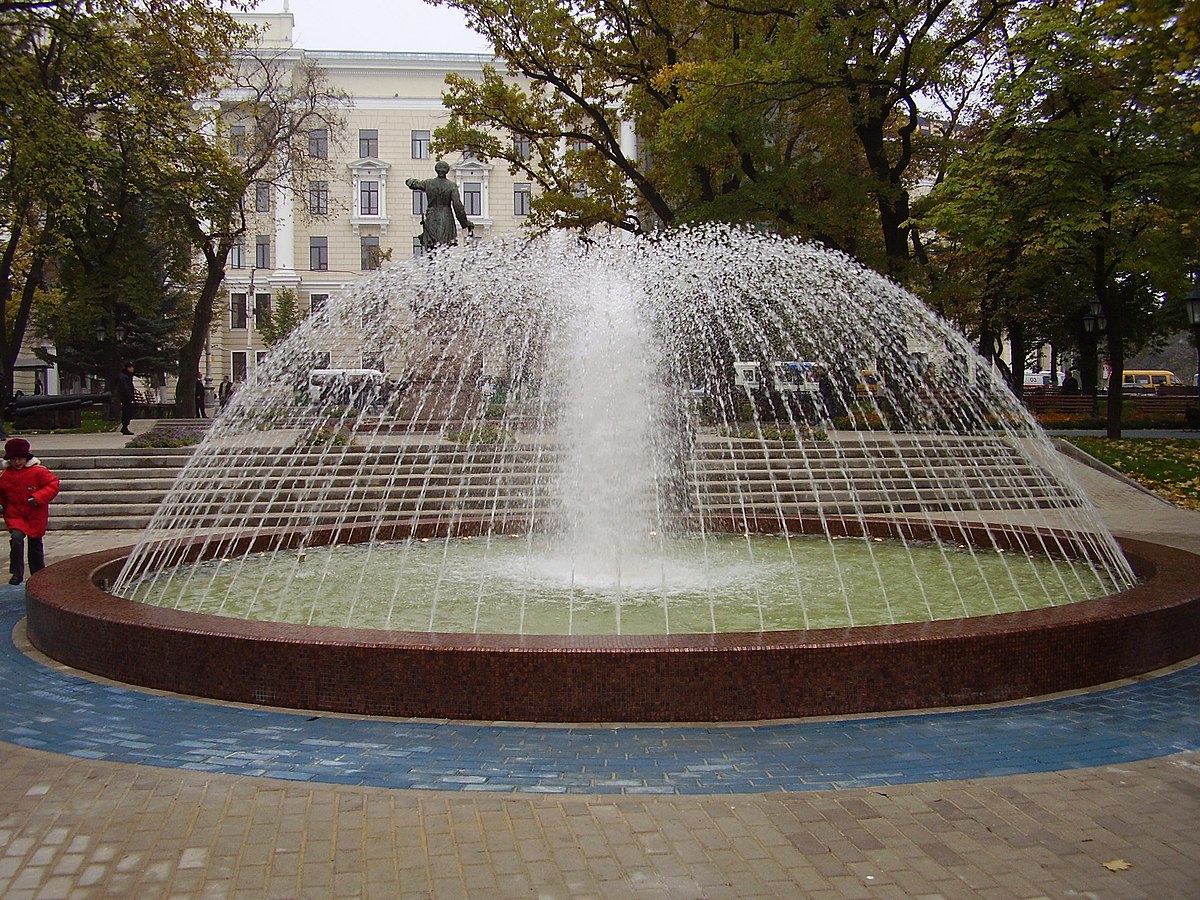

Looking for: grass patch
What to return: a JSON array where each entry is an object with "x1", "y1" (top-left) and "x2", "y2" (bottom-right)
[
  {"x1": 10, "y1": 408, "x2": 118, "y2": 435},
  {"x1": 1067, "y1": 437, "x2": 1200, "y2": 510}
]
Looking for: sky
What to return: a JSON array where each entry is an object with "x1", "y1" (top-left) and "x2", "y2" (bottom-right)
[{"x1": 251, "y1": 0, "x2": 493, "y2": 54}]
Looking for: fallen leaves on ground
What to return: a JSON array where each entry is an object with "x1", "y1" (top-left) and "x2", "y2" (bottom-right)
[{"x1": 1069, "y1": 438, "x2": 1200, "y2": 510}]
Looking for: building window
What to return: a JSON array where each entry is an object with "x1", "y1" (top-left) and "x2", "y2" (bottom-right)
[
  {"x1": 412, "y1": 236, "x2": 424, "y2": 257},
  {"x1": 314, "y1": 351, "x2": 331, "y2": 369},
  {"x1": 230, "y1": 293, "x2": 248, "y2": 330},
  {"x1": 230, "y1": 125, "x2": 247, "y2": 156},
  {"x1": 411, "y1": 130, "x2": 431, "y2": 159},
  {"x1": 308, "y1": 128, "x2": 328, "y2": 159},
  {"x1": 360, "y1": 180, "x2": 380, "y2": 216},
  {"x1": 255, "y1": 235, "x2": 270, "y2": 269},
  {"x1": 254, "y1": 293, "x2": 271, "y2": 331},
  {"x1": 229, "y1": 239, "x2": 245, "y2": 269},
  {"x1": 412, "y1": 189, "x2": 428, "y2": 216},
  {"x1": 513, "y1": 133, "x2": 530, "y2": 161},
  {"x1": 571, "y1": 138, "x2": 589, "y2": 154},
  {"x1": 361, "y1": 235, "x2": 381, "y2": 270},
  {"x1": 310, "y1": 293, "x2": 329, "y2": 315},
  {"x1": 452, "y1": 162, "x2": 492, "y2": 222},
  {"x1": 308, "y1": 180, "x2": 328, "y2": 215},
  {"x1": 362, "y1": 353, "x2": 385, "y2": 371},
  {"x1": 309, "y1": 236, "x2": 328, "y2": 271},
  {"x1": 359, "y1": 128, "x2": 378, "y2": 158},
  {"x1": 462, "y1": 182, "x2": 482, "y2": 217},
  {"x1": 231, "y1": 351, "x2": 248, "y2": 382},
  {"x1": 514, "y1": 183, "x2": 531, "y2": 217},
  {"x1": 348, "y1": 159, "x2": 391, "y2": 230},
  {"x1": 256, "y1": 351, "x2": 268, "y2": 367},
  {"x1": 255, "y1": 181, "x2": 271, "y2": 213}
]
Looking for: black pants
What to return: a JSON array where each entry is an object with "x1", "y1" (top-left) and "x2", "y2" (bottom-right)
[
  {"x1": 121, "y1": 402, "x2": 134, "y2": 432},
  {"x1": 9, "y1": 529, "x2": 44, "y2": 582}
]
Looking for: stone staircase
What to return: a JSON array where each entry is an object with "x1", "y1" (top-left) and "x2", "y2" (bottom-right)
[
  {"x1": 44, "y1": 447, "x2": 194, "y2": 530},
  {"x1": 691, "y1": 437, "x2": 1076, "y2": 517},
  {"x1": 41, "y1": 434, "x2": 1080, "y2": 532}
]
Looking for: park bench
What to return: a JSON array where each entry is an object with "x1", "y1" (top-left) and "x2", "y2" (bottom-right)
[{"x1": 1025, "y1": 394, "x2": 1094, "y2": 416}]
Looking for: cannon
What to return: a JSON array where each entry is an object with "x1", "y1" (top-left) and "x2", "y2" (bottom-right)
[{"x1": 4, "y1": 392, "x2": 112, "y2": 428}]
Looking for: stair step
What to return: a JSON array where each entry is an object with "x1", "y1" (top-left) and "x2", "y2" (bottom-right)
[{"x1": 40, "y1": 435, "x2": 1078, "y2": 530}]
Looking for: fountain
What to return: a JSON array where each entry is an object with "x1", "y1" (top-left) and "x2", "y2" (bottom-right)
[{"x1": 25, "y1": 227, "x2": 1200, "y2": 721}]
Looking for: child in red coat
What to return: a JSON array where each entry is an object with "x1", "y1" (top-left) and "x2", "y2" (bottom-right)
[{"x1": 0, "y1": 438, "x2": 60, "y2": 585}]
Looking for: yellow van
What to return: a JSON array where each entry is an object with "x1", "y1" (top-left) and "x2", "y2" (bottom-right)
[{"x1": 1121, "y1": 370, "x2": 1183, "y2": 390}]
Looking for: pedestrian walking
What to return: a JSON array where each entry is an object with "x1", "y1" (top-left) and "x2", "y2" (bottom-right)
[
  {"x1": 0, "y1": 438, "x2": 60, "y2": 585},
  {"x1": 117, "y1": 361, "x2": 136, "y2": 435},
  {"x1": 218, "y1": 376, "x2": 233, "y2": 409},
  {"x1": 195, "y1": 374, "x2": 208, "y2": 418}
]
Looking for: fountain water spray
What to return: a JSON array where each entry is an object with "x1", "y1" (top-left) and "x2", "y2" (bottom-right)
[{"x1": 113, "y1": 226, "x2": 1134, "y2": 635}]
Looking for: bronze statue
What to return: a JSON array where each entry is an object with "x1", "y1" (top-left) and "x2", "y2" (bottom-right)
[{"x1": 406, "y1": 160, "x2": 474, "y2": 249}]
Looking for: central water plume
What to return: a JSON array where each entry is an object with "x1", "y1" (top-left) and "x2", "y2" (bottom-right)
[
  {"x1": 549, "y1": 260, "x2": 664, "y2": 585},
  {"x1": 114, "y1": 226, "x2": 1136, "y2": 634}
]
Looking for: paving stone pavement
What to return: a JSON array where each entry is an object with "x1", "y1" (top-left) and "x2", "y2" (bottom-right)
[{"x1": 0, "y1": 431, "x2": 1196, "y2": 897}]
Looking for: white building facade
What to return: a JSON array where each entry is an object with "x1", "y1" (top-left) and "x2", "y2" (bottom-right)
[{"x1": 208, "y1": 12, "x2": 529, "y2": 388}]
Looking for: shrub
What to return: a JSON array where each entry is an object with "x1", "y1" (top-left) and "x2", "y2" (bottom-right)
[
  {"x1": 126, "y1": 424, "x2": 206, "y2": 448},
  {"x1": 298, "y1": 425, "x2": 355, "y2": 447},
  {"x1": 445, "y1": 424, "x2": 515, "y2": 444},
  {"x1": 719, "y1": 423, "x2": 826, "y2": 442}
]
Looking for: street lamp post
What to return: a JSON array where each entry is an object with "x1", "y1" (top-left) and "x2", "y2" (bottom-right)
[
  {"x1": 1184, "y1": 287, "x2": 1200, "y2": 389},
  {"x1": 1081, "y1": 300, "x2": 1107, "y2": 409}
]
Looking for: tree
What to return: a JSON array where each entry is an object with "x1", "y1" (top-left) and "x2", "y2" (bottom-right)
[
  {"x1": 31, "y1": 191, "x2": 194, "y2": 406},
  {"x1": 919, "y1": 0, "x2": 1200, "y2": 434},
  {"x1": 258, "y1": 287, "x2": 305, "y2": 347},
  {"x1": 434, "y1": 0, "x2": 1018, "y2": 276},
  {"x1": 0, "y1": 0, "x2": 247, "y2": 405},
  {"x1": 166, "y1": 50, "x2": 344, "y2": 418}
]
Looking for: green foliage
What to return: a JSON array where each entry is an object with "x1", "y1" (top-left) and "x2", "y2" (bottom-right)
[
  {"x1": 257, "y1": 287, "x2": 306, "y2": 347},
  {"x1": 917, "y1": 0, "x2": 1200, "y2": 424},
  {"x1": 445, "y1": 424, "x2": 516, "y2": 444},
  {"x1": 299, "y1": 425, "x2": 355, "y2": 448},
  {"x1": 437, "y1": 0, "x2": 1015, "y2": 273},
  {"x1": 0, "y1": 0, "x2": 250, "y2": 398},
  {"x1": 719, "y1": 424, "x2": 827, "y2": 442}
]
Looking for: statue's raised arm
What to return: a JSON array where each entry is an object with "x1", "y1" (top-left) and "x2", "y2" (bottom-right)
[{"x1": 406, "y1": 160, "x2": 474, "y2": 250}]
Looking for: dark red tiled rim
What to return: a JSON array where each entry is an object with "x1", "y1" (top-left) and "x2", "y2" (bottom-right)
[{"x1": 23, "y1": 519, "x2": 1200, "y2": 722}]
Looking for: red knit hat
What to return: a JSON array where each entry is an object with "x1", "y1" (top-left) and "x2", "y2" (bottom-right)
[{"x1": 4, "y1": 438, "x2": 31, "y2": 460}]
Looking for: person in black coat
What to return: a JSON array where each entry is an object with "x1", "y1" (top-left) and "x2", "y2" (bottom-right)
[
  {"x1": 195, "y1": 374, "x2": 207, "y2": 418},
  {"x1": 117, "y1": 362, "x2": 136, "y2": 435}
]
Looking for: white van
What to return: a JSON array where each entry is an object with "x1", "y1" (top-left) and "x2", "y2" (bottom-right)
[{"x1": 309, "y1": 368, "x2": 386, "y2": 388}]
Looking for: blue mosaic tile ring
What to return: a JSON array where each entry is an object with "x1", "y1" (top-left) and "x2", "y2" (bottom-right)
[{"x1": 3, "y1": 587, "x2": 1197, "y2": 794}]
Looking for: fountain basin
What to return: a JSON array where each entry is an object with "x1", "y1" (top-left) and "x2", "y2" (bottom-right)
[{"x1": 24, "y1": 520, "x2": 1200, "y2": 722}]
